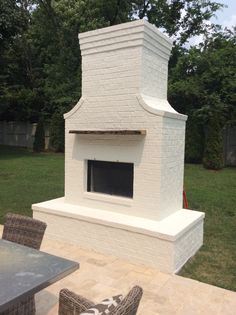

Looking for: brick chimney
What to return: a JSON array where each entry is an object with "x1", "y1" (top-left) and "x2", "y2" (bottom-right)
[{"x1": 79, "y1": 19, "x2": 172, "y2": 101}]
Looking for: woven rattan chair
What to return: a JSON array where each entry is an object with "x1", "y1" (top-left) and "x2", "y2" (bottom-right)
[
  {"x1": 1, "y1": 212, "x2": 47, "y2": 315},
  {"x1": 58, "y1": 285, "x2": 143, "y2": 315}
]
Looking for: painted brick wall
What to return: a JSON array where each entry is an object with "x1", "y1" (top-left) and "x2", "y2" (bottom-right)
[
  {"x1": 142, "y1": 46, "x2": 168, "y2": 98},
  {"x1": 159, "y1": 117, "x2": 186, "y2": 218},
  {"x1": 174, "y1": 220, "x2": 204, "y2": 271},
  {"x1": 64, "y1": 20, "x2": 187, "y2": 221},
  {"x1": 34, "y1": 209, "x2": 204, "y2": 273},
  {"x1": 82, "y1": 47, "x2": 142, "y2": 97},
  {"x1": 33, "y1": 21, "x2": 204, "y2": 274}
]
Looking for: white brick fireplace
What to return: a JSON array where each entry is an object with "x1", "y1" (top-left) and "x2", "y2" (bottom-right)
[{"x1": 32, "y1": 20, "x2": 204, "y2": 273}]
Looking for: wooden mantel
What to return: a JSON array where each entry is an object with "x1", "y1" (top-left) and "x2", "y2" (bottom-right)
[{"x1": 69, "y1": 130, "x2": 146, "y2": 135}]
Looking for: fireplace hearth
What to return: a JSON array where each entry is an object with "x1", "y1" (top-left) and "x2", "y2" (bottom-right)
[{"x1": 32, "y1": 20, "x2": 204, "y2": 273}]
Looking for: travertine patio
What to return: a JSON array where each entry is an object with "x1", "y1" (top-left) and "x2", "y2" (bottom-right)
[
  {"x1": 1, "y1": 225, "x2": 235, "y2": 314},
  {"x1": 1, "y1": 221, "x2": 232, "y2": 315}
]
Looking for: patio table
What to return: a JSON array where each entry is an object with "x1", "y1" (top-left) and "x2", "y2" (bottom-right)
[{"x1": 0, "y1": 238, "x2": 79, "y2": 312}]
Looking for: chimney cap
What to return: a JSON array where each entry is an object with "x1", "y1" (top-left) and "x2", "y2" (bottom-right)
[{"x1": 78, "y1": 19, "x2": 173, "y2": 57}]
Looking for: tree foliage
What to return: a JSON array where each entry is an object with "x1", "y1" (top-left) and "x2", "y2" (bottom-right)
[
  {"x1": 33, "y1": 117, "x2": 45, "y2": 152},
  {"x1": 0, "y1": 0, "x2": 226, "y2": 122},
  {"x1": 185, "y1": 116, "x2": 204, "y2": 163},
  {"x1": 0, "y1": 0, "x2": 234, "y2": 164},
  {"x1": 203, "y1": 114, "x2": 224, "y2": 170},
  {"x1": 130, "y1": 0, "x2": 224, "y2": 45},
  {"x1": 170, "y1": 27, "x2": 236, "y2": 117},
  {"x1": 0, "y1": 0, "x2": 23, "y2": 46},
  {"x1": 169, "y1": 27, "x2": 236, "y2": 166},
  {"x1": 50, "y1": 109, "x2": 65, "y2": 152}
]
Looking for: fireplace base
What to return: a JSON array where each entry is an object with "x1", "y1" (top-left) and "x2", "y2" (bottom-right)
[{"x1": 32, "y1": 198, "x2": 204, "y2": 274}]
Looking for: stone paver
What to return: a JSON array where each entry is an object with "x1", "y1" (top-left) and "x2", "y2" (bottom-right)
[{"x1": 0, "y1": 226, "x2": 235, "y2": 314}]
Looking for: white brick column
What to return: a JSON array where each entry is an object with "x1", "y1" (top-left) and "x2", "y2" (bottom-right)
[{"x1": 79, "y1": 20, "x2": 173, "y2": 99}]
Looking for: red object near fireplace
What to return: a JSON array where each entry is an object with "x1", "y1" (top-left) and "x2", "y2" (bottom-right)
[{"x1": 183, "y1": 190, "x2": 188, "y2": 209}]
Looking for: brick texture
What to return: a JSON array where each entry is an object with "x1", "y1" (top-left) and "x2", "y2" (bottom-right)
[
  {"x1": 33, "y1": 20, "x2": 204, "y2": 273},
  {"x1": 64, "y1": 20, "x2": 187, "y2": 221},
  {"x1": 34, "y1": 210, "x2": 204, "y2": 273}
]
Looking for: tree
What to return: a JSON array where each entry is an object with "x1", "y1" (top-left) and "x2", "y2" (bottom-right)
[
  {"x1": 50, "y1": 109, "x2": 65, "y2": 152},
  {"x1": 203, "y1": 114, "x2": 224, "y2": 170},
  {"x1": 33, "y1": 117, "x2": 45, "y2": 152},
  {"x1": 130, "y1": 0, "x2": 224, "y2": 45},
  {"x1": 0, "y1": 0, "x2": 229, "y2": 155},
  {"x1": 185, "y1": 116, "x2": 204, "y2": 163},
  {"x1": 169, "y1": 27, "x2": 236, "y2": 167},
  {"x1": 0, "y1": 0, "x2": 43, "y2": 122},
  {"x1": 0, "y1": 0, "x2": 21, "y2": 46}
]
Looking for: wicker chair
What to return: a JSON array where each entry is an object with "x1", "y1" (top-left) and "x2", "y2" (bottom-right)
[
  {"x1": 59, "y1": 285, "x2": 143, "y2": 315},
  {"x1": 1, "y1": 212, "x2": 47, "y2": 315}
]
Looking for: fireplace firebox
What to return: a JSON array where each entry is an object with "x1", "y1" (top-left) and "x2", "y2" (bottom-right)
[{"x1": 87, "y1": 160, "x2": 133, "y2": 198}]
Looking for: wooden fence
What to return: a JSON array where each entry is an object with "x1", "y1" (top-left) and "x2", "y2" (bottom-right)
[
  {"x1": 0, "y1": 121, "x2": 235, "y2": 166},
  {"x1": 0, "y1": 121, "x2": 50, "y2": 150},
  {"x1": 223, "y1": 126, "x2": 236, "y2": 167}
]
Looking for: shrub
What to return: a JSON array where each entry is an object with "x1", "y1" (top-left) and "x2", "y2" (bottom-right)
[
  {"x1": 33, "y1": 118, "x2": 45, "y2": 152},
  {"x1": 50, "y1": 110, "x2": 65, "y2": 152},
  {"x1": 203, "y1": 115, "x2": 224, "y2": 170},
  {"x1": 185, "y1": 117, "x2": 204, "y2": 163}
]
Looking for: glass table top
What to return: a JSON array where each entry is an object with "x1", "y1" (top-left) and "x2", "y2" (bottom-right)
[{"x1": 0, "y1": 239, "x2": 79, "y2": 312}]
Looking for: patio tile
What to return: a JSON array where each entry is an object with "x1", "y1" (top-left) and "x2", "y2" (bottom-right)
[
  {"x1": 0, "y1": 225, "x2": 235, "y2": 315},
  {"x1": 35, "y1": 236, "x2": 236, "y2": 315}
]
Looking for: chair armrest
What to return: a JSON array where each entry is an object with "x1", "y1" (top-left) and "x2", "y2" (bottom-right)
[{"x1": 59, "y1": 288, "x2": 95, "y2": 315}]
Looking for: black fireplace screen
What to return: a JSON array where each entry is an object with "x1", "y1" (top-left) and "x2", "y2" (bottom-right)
[{"x1": 87, "y1": 160, "x2": 133, "y2": 198}]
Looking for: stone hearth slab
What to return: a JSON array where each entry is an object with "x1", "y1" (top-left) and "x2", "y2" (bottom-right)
[{"x1": 33, "y1": 197, "x2": 204, "y2": 273}]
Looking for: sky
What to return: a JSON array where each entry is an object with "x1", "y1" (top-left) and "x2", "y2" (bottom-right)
[
  {"x1": 212, "y1": 0, "x2": 236, "y2": 28},
  {"x1": 186, "y1": 0, "x2": 236, "y2": 47}
]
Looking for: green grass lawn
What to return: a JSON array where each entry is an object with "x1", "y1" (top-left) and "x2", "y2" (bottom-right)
[
  {"x1": 0, "y1": 145, "x2": 64, "y2": 222},
  {"x1": 0, "y1": 145, "x2": 235, "y2": 291},
  {"x1": 180, "y1": 164, "x2": 236, "y2": 291}
]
